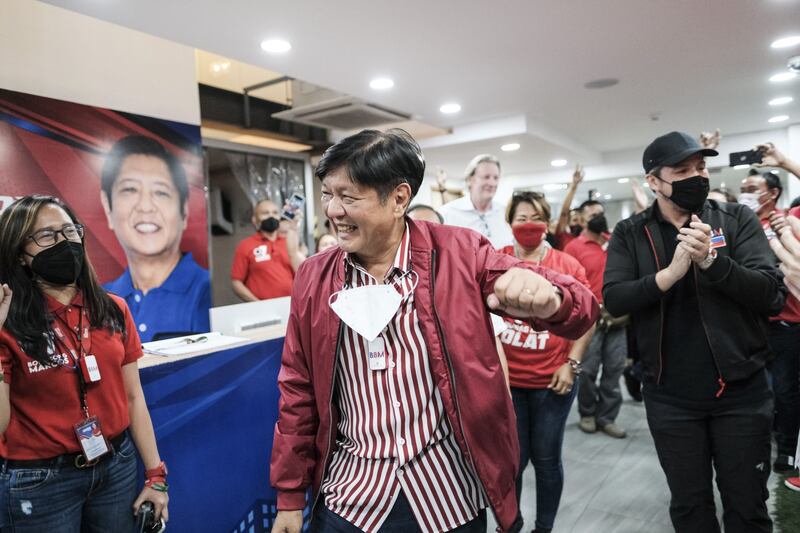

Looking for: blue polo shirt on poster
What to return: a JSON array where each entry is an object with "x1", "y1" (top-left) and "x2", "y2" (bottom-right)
[{"x1": 103, "y1": 252, "x2": 211, "y2": 342}]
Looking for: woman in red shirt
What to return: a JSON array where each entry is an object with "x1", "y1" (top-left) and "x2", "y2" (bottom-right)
[
  {"x1": 500, "y1": 192, "x2": 595, "y2": 533},
  {"x1": 0, "y1": 195, "x2": 168, "y2": 531}
]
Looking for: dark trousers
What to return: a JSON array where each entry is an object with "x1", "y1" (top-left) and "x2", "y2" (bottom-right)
[
  {"x1": 577, "y1": 327, "x2": 627, "y2": 426},
  {"x1": 310, "y1": 491, "x2": 487, "y2": 533},
  {"x1": 511, "y1": 386, "x2": 576, "y2": 531},
  {"x1": 643, "y1": 392, "x2": 773, "y2": 533},
  {"x1": 766, "y1": 322, "x2": 800, "y2": 456}
]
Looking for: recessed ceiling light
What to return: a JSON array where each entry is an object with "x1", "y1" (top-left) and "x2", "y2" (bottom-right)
[
  {"x1": 260, "y1": 39, "x2": 291, "y2": 54},
  {"x1": 617, "y1": 177, "x2": 630, "y2": 184},
  {"x1": 501, "y1": 143, "x2": 520, "y2": 152},
  {"x1": 770, "y1": 71, "x2": 797, "y2": 82},
  {"x1": 768, "y1": 115, "x2": 790, "y2": 123},
  {"x1": 543, "y1": 183, "x2": 568, "y2": 191},
  {"x1": 550, "y1": 159, "x2": 568, "y2": 167},
  {"x1": 733, "y1": 164, "x2": 750, "y2": 170},
  {"x1": 771, "y1": 36, "x2": 800, "y2": 49},
  {"x1": 439, "y1": 103, "x2": 461, "y2": 114},
  {"x1": 584, "y1": 78, "x2": 620, "y2": 89},
  {"x1": 369, "y1": 77, "x2": 394, "y2": 90},
  {"x1": 604, "y1": 194, "x2": 613, "y2": 200},
  {"x1": 769, "y1": 96, "x2": 794, "y2": 106}
]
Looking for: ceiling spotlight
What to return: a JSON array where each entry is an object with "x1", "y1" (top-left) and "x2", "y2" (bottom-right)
[
  {"x1": 771, "y1": 36, "x2": 800, "y2": 49},
  {"x1": 439, "y1": 103, "x2": 462, "y2": 114},
  {"x1": 769, "y1": 96, "x2": 794, "y2": 106},
  {"x1": 501, "y1": 143, "x2": 520, "y2": 152},
  {"x1": 770, "y1": 71, "x2": 797, "y2": 82},
  {"x1": 617, "y1": 178, "x2": 630, "y2": 184},
  {"x1": 260, "y1": 39, "x2": 291, "y2": 54},
  {"x1": 733, "y1": 164, "x2": 750, "y2": 170},
  {"x1": 604, "y1": 194, "x2": 613, "y2": 200},
  {"x1": 543, "y1": 183, "x2": 568, "y2": 191},
  {"x1": 768, "y1": 115, "x2": 790, "y2": 123},
  {"x1": 550, "y1": 159, "x2": 568, "y2": 167},
  {"x1": 369, "y1": 77, "x2": 394, "y2": 90}
]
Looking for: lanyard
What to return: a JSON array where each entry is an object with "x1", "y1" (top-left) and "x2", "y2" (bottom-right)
[{"x1": 51, "y1": 309, "x2": 92, "y2": 420}]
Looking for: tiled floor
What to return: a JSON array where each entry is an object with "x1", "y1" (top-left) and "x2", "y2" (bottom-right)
[{"x1": 489, "y1": 388, "x2": 783, "y2": 533}]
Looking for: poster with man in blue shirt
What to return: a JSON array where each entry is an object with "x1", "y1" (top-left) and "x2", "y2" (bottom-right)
[{"x1": 101, "y1": 136, "x2": 211, "y2": 342}]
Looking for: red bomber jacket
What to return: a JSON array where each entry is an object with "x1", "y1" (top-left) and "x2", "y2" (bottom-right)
[{"x1": 269, "y1": 219, "x2": 598, "y2": 531}]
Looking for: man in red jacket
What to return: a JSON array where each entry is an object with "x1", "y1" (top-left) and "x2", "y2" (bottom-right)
[{"x1": 270, "y1": 129, "x2": 598, "y2": 533}]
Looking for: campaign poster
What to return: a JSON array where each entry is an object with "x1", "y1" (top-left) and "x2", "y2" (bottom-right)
[{"x1": 0, "y1": 88, "x2": 209, "y2": 341}]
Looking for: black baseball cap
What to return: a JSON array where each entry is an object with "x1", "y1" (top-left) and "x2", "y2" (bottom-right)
[{"x1": 642, "y1": 131, "x2": 718, "y2": 173}]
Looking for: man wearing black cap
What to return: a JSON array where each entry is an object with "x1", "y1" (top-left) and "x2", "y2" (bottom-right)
[{"x1": 603, "y1": 131, "x2": 785, "y2": 533}]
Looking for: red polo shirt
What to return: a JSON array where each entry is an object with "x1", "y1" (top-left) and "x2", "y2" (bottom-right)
[
  {"x1": 762, "y1": 211, "x2": 800, "y2": 324},
  {"x1": 563, "y1": 233, "x2": 607, "y2": 302},
  {"x1": 0, "y1": 293, "x2": 142, "y2": 459},
  {"x1": 499, "y1": 246, "x2": 591, "y2": 388},
  {"x1": 231, "y1": 232, "x2": 294, "y2": 300}
]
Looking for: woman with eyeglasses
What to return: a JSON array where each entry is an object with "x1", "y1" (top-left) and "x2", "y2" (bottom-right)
[
  {"x1": 0, "y1": 195, "x2": 168, "y2": 531},
  {"x1": 500, "y1": 192, "x2": 595, "y2": 533}
]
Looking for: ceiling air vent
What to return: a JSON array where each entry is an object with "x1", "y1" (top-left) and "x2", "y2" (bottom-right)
[{"x1": 272, "y1": 96, "x2": 411, "y2": 130}]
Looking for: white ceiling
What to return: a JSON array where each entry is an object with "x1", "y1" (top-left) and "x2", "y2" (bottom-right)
[{"x1": 42, "y1": 0, "x2": 800, "y2": 179}]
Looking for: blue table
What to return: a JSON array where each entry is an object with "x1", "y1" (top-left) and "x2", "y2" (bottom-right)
[{"x1": 140, "y1": 337, "x2": 284, "y2": 533}]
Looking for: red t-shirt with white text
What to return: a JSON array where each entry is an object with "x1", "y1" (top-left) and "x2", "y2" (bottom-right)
[
  {"x1": 499, "y1": 245, "x2": 591, "y2": 388},
  {"x1": 0, "y1": 293, "x2": 142, "y2": 459}
]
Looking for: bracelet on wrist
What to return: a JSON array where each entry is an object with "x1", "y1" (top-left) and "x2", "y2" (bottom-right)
[
  {"x1": 146, "y1": 480, "x2": 169, "y2": 492},
  {"x1": 567, "y1": 358, "x2": 582, "y2": 375}
]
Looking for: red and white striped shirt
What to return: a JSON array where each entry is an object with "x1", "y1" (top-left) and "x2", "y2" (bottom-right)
[{"x1": 321, "y1": 226, "x2": 487, "y2": 532}]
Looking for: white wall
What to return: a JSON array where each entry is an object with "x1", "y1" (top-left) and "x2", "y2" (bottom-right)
[{"x1": 0, "y1": 0, "x2": 199, "y2": 125}]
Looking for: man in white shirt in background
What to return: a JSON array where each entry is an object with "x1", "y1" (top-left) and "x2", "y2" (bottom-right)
[{"x1": 438, "y1": 154, "x2": 514, "y2": 248}]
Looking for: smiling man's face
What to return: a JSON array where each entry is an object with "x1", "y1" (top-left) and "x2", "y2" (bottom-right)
[{"x1": 101, "y1": 154, "x2": 187, "y2": 260}]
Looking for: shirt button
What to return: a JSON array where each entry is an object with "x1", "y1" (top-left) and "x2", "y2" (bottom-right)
[
  {"x1": 394, "y1": 401, "x2": 401, "y2": 408},
  {"x1": 134, "y1": 294, "x2": 141, "y2": 303},
  {"x1": 138, "y1": 323, "x2": 147, "y2": 333},
  {"x1": 389, "y1": 361, "x2": 396, "y2": 368},
  {"x1": 398, "y1": 438, "x2": 405, "y2": 445}
]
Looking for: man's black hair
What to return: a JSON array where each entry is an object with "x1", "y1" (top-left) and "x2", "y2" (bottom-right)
[
  {"x1": 101, "y1": 135, "x2": 190, "y2": 216},
  {"x1": 578, "y1": 199, "x2": 604, "y2": 213},
  {"x1": 763, "y1": 171, "x2": 783, "y2": 201},
  {"x1": 315, "y1": 129, "x2": 425, "y2": 201}
]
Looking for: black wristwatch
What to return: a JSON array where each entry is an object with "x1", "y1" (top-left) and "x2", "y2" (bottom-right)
[{"x1": 567, "y1": 358, "x2": 583, "y2": 375}]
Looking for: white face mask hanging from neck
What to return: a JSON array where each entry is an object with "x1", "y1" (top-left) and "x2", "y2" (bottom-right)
[{"x1": 328, "y1": 271, "x2": 418, "y2": 342}]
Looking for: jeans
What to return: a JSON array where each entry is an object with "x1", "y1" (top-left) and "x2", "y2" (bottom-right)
[
  {"x1": 511, "y1": 385, "x2": 576, "y2": 531},
  {"x1": 0, "y1": 434, "x2": 138, "y2": 533},
  {"x1": 577, "y1": 327, "x2": 627, "y2": 426},
  {"x1": 644, "y1": 393, "x2": 773, "y2": 533},
  {"x1": 311, "y1": 490, "x2": 487, "y2": 533},
  {"x1": 766, "y1": 322, "x2": 800, "y2": 457}
]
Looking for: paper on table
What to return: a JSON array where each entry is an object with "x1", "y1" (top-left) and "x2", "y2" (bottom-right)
[{"x1": 142, "y1": 332, "x2": 248, "y2": 356}]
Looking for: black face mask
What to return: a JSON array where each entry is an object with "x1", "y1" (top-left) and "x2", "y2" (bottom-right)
[
  {"x1": 587, "y1": 214, "x2": 609, "y2": 235},
  {"x1": 260, "y1": 217, "x2": 280, "y2": 233},
  {"x1": 660, "y1": 175, "x2": 709, "y2": 213},
  {"x1": 569, "y1": 224, "x2": 583, "y2": 237},
  {"x1": 29, "y1": 240, "x2": 84, "y2": 285}
]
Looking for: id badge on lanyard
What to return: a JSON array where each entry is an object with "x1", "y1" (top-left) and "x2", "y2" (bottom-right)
[{"x1": 54, "y1": 309, "x2": 109, "y2": 462}]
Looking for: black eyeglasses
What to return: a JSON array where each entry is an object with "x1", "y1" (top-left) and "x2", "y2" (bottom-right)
[{"x1": 27, "y1": 224, "x2": 85, "y2": 247}]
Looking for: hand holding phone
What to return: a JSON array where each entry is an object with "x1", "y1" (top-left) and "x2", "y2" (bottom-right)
[
  {"x1": 729, "y1": 149, "x2": 763, "y2": 167},
  {"x1": 281, "y1": 193, "x2": 305, "y2": 221}
]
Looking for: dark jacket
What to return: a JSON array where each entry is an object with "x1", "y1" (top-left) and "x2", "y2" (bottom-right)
[
  {"x1": 603, "y1": 200, "x2": 785, "y2": 385},
  {"x1": 270, "y1": 219, "x2": 599, "y2": 531}
]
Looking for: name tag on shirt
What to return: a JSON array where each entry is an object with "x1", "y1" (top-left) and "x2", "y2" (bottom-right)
[
  {"x1": 73, "y1": 416, "x2": 109, "y2": 461},
  {"x1": 368, "y1": 337, "x2": 387, "y2": 371},
  {"x1": 80, "y1": 355, "x2": 101, "y2": 383}
]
